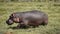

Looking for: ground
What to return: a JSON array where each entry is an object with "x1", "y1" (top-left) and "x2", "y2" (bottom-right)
[{"x1": 0, "y1": 2, "x2": 60, "y2": 34}]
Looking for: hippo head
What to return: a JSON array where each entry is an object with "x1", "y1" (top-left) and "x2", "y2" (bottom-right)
[
  {"x1": 6, "y1": 19, "x2": 14, "y2": 25},
  {"x1": 6, "y1": 13, "x2": 22, "y2": 25}
]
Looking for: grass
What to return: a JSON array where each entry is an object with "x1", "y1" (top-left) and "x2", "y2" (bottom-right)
[{"x1": 0, "y1": 2, "x2": 60, "y2": 34}]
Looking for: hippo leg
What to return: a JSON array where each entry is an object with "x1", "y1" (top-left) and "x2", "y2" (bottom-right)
[
  {"x1": 19, "y1": 20, "x2": 30, "y2": 28},
  {"x1": 42, "y1": 19, "x2": 48, "y2": 25},
  {"x1": 16, "y1": 23, "x2": 21, "y2": 29}
]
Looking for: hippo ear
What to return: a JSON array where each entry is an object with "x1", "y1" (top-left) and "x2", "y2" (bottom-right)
[
  {"x1": 12, "y1": 13, "x2": 15, "y2": 17},
  {"x1": 9, "y1": 13, "x2": 15, "y2": 18}
]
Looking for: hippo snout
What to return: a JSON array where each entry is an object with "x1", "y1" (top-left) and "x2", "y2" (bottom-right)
[{"x1": 6, "y1": 19, "x2": 13, "y2": 25}]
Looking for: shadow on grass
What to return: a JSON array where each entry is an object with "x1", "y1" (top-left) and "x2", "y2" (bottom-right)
[
  {"x1": 7, "y1": 25, "x2": 46, "y2": 30},
  {"x1": 7, "y1": 26, "x2": 29, "y2": 30}
]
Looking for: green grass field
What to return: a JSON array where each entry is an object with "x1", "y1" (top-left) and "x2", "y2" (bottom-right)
[{"x1": 0, "y1": 2, "x2": 60, "y2": 34}]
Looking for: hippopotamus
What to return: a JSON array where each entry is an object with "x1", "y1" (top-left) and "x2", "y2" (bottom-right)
[{"x1": 6, "y1": 10, "x2": 48, "y2": 28}]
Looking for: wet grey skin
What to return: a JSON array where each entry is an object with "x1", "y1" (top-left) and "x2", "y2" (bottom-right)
[{"x1": 6, "y1": 10, "x2": 48, "y2": 28}]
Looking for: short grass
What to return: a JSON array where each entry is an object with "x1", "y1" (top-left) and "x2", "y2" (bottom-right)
[{"x1": 0, "y1": 2, "x2": 60, "y2": 34}]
